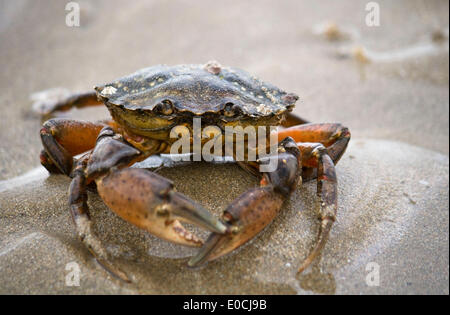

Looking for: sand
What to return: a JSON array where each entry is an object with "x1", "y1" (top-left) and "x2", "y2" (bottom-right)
[{"x1": 0, "y1": 0, "x2": 448, "y2": 294}]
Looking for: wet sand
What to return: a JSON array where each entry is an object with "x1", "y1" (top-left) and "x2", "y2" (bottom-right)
[{"x1": 0, "y1": 0, "x2": 448, "y2": 294}]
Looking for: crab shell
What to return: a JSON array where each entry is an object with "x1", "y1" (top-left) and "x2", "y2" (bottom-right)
[{"x1": 94, "y1": 62, "x2": 299, "y2": 139}]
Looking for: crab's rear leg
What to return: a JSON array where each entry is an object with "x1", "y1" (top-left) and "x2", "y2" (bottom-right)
[{"x1": 32, "y1": 90, "x2": 102, "y2": 117}]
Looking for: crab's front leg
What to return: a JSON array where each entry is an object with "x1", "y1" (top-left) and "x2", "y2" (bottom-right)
[
  {"x1": 69, "y1": 127, "x2": 227, "y2": 281},
  {"x1": 188, "y1": 137, "x2": 302, "y2": 266},
  {"x1": 69, "y1": 156, "x2": 132, "y2": 282}
]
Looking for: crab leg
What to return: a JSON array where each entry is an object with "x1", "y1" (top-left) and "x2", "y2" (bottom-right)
[
  {"x1": 296, "y1": 142, "x2": 338, "y2": 273},
  {"x1": 32, "y1": 90, "x2": 101, "y2": 116},
  {"x1": 277, "y1": 123, "x2": 350, "y2": 273},
  {"x1": 69, "y1": 157, "x2": 131, "y2": 282},
  {"x1": 188, "y1": 137, "x2": 302, "y2": 266},
  {"x1": 67, "y1": 127, "x2": 144, "y2": 281},
  {"x1": 277, "y1": 123, "x2": 351, "y2": 166}
]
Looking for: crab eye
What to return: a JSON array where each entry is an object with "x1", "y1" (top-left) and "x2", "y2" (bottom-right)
[
  {"x1": 223, "y1": 102, "x2": 240, "y2": 117},
  {"x1": 155, "y1": 99, "x2": 174, "y2": 115}
]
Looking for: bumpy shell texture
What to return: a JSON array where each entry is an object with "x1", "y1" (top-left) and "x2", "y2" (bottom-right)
[{"x1": 95, "y1": 62, "x2": 298, "y2": 117}]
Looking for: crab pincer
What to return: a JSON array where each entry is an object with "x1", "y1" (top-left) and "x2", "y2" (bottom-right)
[
  {"x1": 97, "y1": 168, "x2": 228, "y2": 247},
  {"x1": 189, "y1": 137, "x2": 302, "y2": 266}
]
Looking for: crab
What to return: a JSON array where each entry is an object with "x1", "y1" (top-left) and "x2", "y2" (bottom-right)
[{"x1": 32, "y1": 61, "x2": 350, "y2": 282}]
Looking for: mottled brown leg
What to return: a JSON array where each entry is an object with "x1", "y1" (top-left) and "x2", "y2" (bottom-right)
[
  {"x1": 40, "y1": 119, "x2": 105, "y2": 175},
  {"x1": 296, "y1": 142, "x2": 338, "y2": 274},
  {"x1": 69, "y1": 157, "x2": 131, "y2": 282}
]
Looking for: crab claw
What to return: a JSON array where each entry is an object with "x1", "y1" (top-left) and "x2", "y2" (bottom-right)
[
  {"x1": 96, "y1": 168, "x2": 227, "y2": 247},
  {"x1": 188, "y1": 186, "x2": 286, "y2": 266},
  {"x1": 189, "y1": 137, "x2": 301, "y2": 266}
]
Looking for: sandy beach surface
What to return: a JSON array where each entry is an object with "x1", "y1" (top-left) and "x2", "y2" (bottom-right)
[{"x1": 0, "y1": 0, "x2": 448, "y2": 294}]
